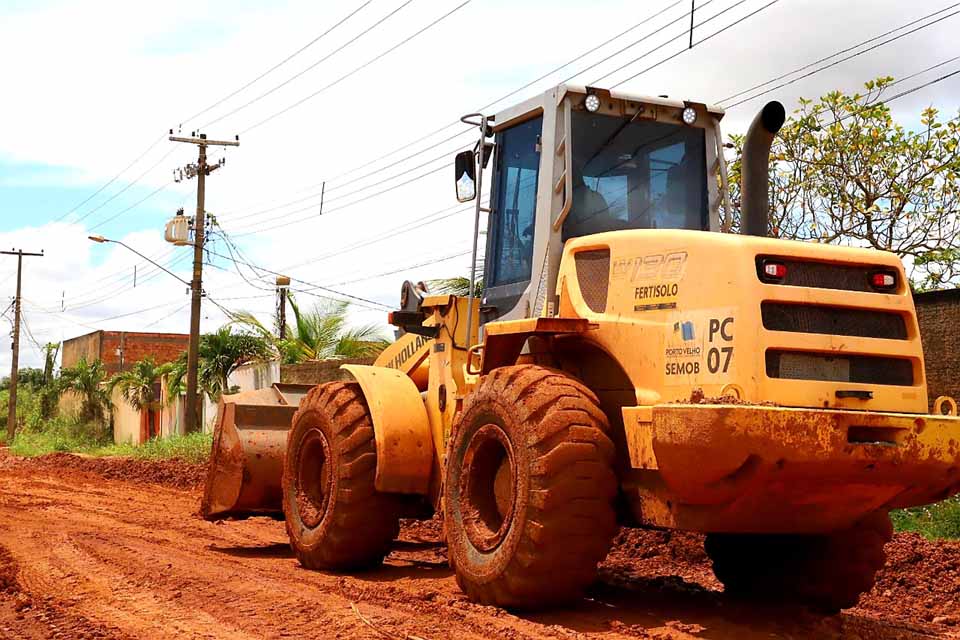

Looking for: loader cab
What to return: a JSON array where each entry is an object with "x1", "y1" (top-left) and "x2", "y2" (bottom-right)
[{"x1": 455, "y1": 85, "x2": 726, "y2": 324}]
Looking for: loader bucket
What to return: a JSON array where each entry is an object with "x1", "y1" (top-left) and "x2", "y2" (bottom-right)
[{"x1": 201, "y1": 384, "x2": 314, "y2": 520}]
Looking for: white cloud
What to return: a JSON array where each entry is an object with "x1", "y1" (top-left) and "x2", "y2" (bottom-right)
[{"x1": 0, "y1": 0, "x2": 958, "y2": 374}]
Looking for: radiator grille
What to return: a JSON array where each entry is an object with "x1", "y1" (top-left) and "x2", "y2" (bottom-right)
[
  {"x1": 766, "y1": 350, "x2": 914, "y2": 386},
  {"x1": 756, "y1": 257, "x2": 890, "y2": 293},
  {"x1": 761, "y1": 303, "x2": 907, "y2": 340},
  {"x1": 574, "y1": 249, "x2": 610, "y2": 313}
]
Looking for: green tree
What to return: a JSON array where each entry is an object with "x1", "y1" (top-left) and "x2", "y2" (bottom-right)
[
  {"x1": 233, "y1": 297, "x2": 389, "y2": 365},
  {"x1": 165, "y1": 327, "x2": 272, "y2": 401},
  {"x1": 59, "y1": 356, "x2": 109, "y2": 425},
  {"x1": 0, "y1": 368, "x2": 45, "y2": 391},
  {"x1": 726, "y1": 77, "x2": 960, "y2": 289},
  {"x1": 39, "y1": 342, "x2": 62, "y2": 420},
  {"x1": 108, "y1": 356, "x2": 168, "y2": 411}
]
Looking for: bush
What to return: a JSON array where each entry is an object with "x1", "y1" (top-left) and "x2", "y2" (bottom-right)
[
  {"x1": 10, "y1": 413, "x2": 112, "y2": 457},
  {"x1": 95, "y1": 432, "x2": 213, "y2": 465}
]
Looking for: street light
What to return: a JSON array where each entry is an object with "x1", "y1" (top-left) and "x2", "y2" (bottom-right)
[{"x1": 87, "y1": 235, "x2": 191, "y2": 287}]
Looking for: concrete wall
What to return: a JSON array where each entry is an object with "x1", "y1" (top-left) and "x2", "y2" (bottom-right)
[
  {"x1": 57, "y1": 389, "x2": 84, "y2": 418},
  {"x1": 229, "y1": 361, "x2": 280, "y2": 393},
  {"x1": 61, "y1": 331, "x2": 101, "y2": 370},
  {"x1": 280, "y1": 358, "x2": 375, "y2": 385},
  {"x1": 915, "y1": 289, "x2": 960, "y2": 411},
  {"x1": 110, "y1": 386, "x2": 142, "y2": 445}
]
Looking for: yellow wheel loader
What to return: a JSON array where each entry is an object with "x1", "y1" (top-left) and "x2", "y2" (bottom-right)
[{"x1": 203, "y1": 84, "x2": 960, "y2": 613}]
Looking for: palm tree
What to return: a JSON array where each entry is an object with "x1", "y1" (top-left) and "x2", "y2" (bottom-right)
[
  {"x1": 109, "y1": 356, "x2": 170, "y2": 441},
  {"x1": 108, "y1": 356, "x2": 167, "y2": 411},
  {"x1": 426, "y1": 276, "x2": 484, "y2": 297},
  {"x1": 199, "y1": 327, "x2": 272, "y2": 399},
  {"x1": 60, "y1": 356, "x2": 109, "y2": 425},
  {"x1": 232, "y1": 296, "x2": 390, "y2": 365},
  {"x1": 164, "y1": 327, "x2": 272, "y2": 402}
]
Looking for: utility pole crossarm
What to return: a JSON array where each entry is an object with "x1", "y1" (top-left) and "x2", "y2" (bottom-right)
[{"x1": 168, "y1": 135, "x2": 240, "y2": 147}]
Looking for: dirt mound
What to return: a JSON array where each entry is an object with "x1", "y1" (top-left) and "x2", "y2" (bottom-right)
[
  {"x1": 859, "y1": 532, "x2": 960, "y2": 627},
  {"x1": 602, "y1": 525, "x2": 960, "y2": 632},
  {"x1": 602, "y1": 527, "x2": 719, "y2": 590},
  {"x1": 7, "y1": 452, "x2": 206, "y2": 490}
]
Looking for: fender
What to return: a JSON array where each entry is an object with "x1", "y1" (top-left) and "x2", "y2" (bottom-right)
[{"x1": 341, "y1": 364, "x2": 433, "y2": 494}]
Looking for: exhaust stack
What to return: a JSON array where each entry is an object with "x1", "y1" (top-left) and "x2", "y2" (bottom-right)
[{"x1": 740, "y1": 101, "x2": 786, "y2": 237}]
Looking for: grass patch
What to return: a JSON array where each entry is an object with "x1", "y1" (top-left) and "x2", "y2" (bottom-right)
[
  {"x1": 10, "y1": 412, "x2": 212, "y2": 465},
  {"x1": 93, "y1": 432, "x2": 213, "y2": 465},
  {"x1": 891, "y1": 497, "x2": 960, "y2": 540},
  {"x1": 10, "y1": 414, "x2": 108, "y2": 457}
]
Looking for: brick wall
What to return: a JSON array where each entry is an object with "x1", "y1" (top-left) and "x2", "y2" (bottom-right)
[
  {"x1": 914, "y1": 289, "x2": 960, "y2": 411},
  {"x1": 99, "y1": 332, "x2": 189, "y2": 375},
  {"x1": 61, "y1": 331, "x2": 189, "y2": 375},
  {"x1": 280, "y1": 358, "x2": 375, "y2": 385}
]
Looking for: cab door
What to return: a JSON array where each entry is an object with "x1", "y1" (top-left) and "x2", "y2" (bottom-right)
[{"x1": 481, "y1": 116, "x2": 543, "y2": 322}]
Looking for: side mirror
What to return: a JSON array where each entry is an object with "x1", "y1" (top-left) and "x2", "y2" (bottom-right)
[{"x1": 454, "y1": 149, "x2": 476, "y2": 203}]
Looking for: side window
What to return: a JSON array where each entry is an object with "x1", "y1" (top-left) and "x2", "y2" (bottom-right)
[{"x1": 490, "y1": 117, "x2": 542, "y2": 287}]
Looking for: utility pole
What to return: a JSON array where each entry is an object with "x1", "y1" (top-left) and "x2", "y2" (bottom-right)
[
  {"x1": 2, "y1": 249, "x2": 43, "y2": 442},
  {"x1": 276, "y1": 276, "x2": 290, "y2": 339},
  {"x1": 169, "y1": 131, "x2": 238, "y2": 433}
]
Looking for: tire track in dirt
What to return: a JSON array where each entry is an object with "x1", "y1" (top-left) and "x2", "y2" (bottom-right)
[{"x1": 0, "y1": 451, "x2": 954, "y2": 639}]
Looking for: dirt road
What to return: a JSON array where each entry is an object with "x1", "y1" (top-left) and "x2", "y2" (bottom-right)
[{"x1": 0, "y1": 451, "x2": 957, "y2": 640}]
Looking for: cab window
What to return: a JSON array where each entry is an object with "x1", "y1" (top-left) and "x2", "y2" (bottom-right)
[
  {"x1": 563, "y1": 111, "x2": 707, "y2": 240},
  {"x1": 489, "y1": 116, "x2": 542, "y2": 287}
]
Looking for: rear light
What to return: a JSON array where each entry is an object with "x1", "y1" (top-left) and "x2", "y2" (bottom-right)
[
  {"x1": 870, "y1": 271, "x2": 897, "y2": 291},
  {"x1": 761, "y1": 260, "x2": 787, "y2": 281}
]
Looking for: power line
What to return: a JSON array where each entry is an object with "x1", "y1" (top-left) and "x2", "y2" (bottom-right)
[
  {"x1": 325, "y1": 249, "x2": 472, "y2": 287},
  {"x1": 609, "y1": 0, "x2": 783, "y2": 89},
  {"x1": 718, "y1": 2, "x2": 960, "y2": 105},
  {"x1": 226, "y1": 144, "x2": 468, "y2": 231},
  {"x1": 238, "y1": 0, "x2": 473, "y2": 135},
  {"x1": 223, "y1": 0, "x2": 764, "y2": 230},
  {"x1": 52, "y1": 134, "x2": 166, "y2": 223},
  {"x1": 200, "y1": 0, "x2": 414, "y2": 130},
  {"x1": 232, "y1": 163, "x2": 451, "y2": 236},
  {"x1": 181, "y1": 0, "x2": 375, "y2": 126},
  {"x1": 142, "y1": 302, "x2": 191, "y2": 329},
  {"x1": 88, "y1": 180, "x2": 176, "y2": 232},
  {"x1": 205, "y1": 247, "x2": 391, "y2": 310},
  {"x1": 72, "y1": 147, "x2": 180, "y2": 224},
  {"x1": 721, "y1": 4, "x2": 960, "y2": 109},
  {"x1": 322, "y1": 0, "x2": 692, "y2": 184},
  {"x1": 214, "y1": 0, "x2": 715, "y2": 224}
]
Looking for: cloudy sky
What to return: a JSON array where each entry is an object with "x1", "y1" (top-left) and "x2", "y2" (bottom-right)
[{"x1": 0, "y1": 0, "x2": 957, "y2": 372}]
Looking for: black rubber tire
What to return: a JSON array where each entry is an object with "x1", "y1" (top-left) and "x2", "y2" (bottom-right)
[
  {"x1": 282, "y1": 381, "x2": 401, "y2": 570},
  {"x1": 706, "y1": 512, "x2": 893, "y2": 614},
  {"x1": 444, "y1": 365, "x2": 618, "y2": 609}
]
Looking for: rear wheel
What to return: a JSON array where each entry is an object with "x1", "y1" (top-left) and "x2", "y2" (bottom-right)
[
  {"x1": 444, "y1": 365, "x2": 618, "y2": 609},
  {"x1": 706, "y1": 512, "x2": 892, "y2": 614},
  {"x1": 282, "y1": 381, "x2": 401, "y2": 570}
]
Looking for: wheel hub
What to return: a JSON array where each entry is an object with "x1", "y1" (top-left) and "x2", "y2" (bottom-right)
[
  {"x1": 459, "y1": 423, "x2": 516, "y2": 552},
  {"x1": 296, "y1": 428, "x2": 331, "y2": 529}
]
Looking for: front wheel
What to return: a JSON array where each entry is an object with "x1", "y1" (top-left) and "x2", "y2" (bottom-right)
[
  {"x1": 282, "y1": 381, "x2": 402, "y2": 570},
  {"x1": 444, "y1": 365, "x2": 618, "y2": 609}
]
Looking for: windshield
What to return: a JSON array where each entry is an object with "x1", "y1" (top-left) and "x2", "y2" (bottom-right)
[{"x1": 563, "y1": 111, "x2": 708, "y2": 240}]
